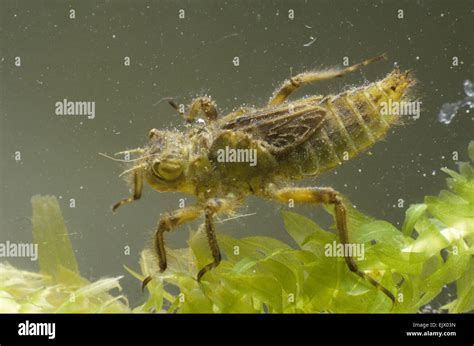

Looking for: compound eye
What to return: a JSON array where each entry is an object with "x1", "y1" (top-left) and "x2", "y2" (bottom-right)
[{"x1": 151, "y1": 159, "x2": 183, "y2": 181}]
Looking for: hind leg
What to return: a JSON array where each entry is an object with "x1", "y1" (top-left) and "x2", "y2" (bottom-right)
[
  {"x1": 269, "y1": 54, "x2": 386, "y2": 106},
  {"x1": 264, "y1": 185, "x2": 395, "y2": 303}
]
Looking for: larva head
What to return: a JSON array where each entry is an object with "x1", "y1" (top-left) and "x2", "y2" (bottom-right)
[{"x1": 143, "y1": 128, "x2": 191, "y2": 192}]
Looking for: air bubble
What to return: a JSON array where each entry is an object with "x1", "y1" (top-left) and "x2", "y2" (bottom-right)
[
  {"x1": 464, "y1": 79, "x2": 473, "y2": 97},
  {"x1": 438, "y1": 80, "x2": 474, "y2": 124}
]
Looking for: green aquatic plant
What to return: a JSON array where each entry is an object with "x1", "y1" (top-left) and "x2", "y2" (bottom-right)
[
  {"x1": 128, "y1": 141, "x2": 474, "y2": 313},
  {"x1": 0, "y1": 196, "x2": 129, "y2": 313},
  {"x1": 1, "y1": 143, "x2": 473, "y2": 313}
]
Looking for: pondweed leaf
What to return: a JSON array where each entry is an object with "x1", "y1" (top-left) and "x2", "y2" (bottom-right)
[
  {"x1": 402, "y1": 203, "x2": 427, "y2": 237},
  {"x1": 31, "y1": 195, "x2": 79, "y2": 282},
  {"x1": 445, "y1": 261, "x2": 474, "y2": 313},
  {"x1": 282, "y1": 210, "x2": 327, "y2": 247}
]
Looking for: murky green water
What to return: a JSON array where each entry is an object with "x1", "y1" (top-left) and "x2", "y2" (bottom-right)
[{"x1": 1, "y1": 0, "x2": 472, "y2": 309}]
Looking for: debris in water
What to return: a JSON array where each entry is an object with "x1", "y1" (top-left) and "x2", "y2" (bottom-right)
[
  {"x1": 303, "y1": 36, "x2": 317, "y2": 47},
  {"x1": 438, "y1": 80, "x2": 474, "y2": 124}
]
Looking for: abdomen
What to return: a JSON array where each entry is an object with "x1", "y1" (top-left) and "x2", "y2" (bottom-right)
[{"x1": 277, "y1": 69, "x2": 414, "y2": 179}]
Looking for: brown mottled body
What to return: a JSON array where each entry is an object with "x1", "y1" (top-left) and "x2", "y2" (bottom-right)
[
  {"x1": 271, "y1": 69, "x2": 411, "y2": 179},
  {"x1": 110, "y1": 54, "x2": 415, "y2": 304}
]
